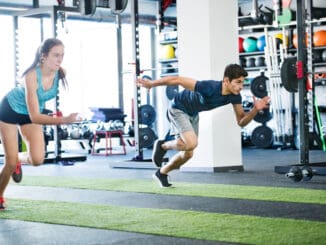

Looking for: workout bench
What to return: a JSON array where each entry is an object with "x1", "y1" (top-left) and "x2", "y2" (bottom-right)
[{"x1": 91, "y1": 129, "x2": 126, "y2": 156}]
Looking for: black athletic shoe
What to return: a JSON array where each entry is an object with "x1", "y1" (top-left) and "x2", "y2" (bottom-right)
[
  {"x1": 0, "y1": 197, "x2": 6, "y2": 210},
  {"x1": 152, "y1": 140, "x2": 167, "y2": 167},
  {"x1": 153, "y1": 169, "x2": 172, "y2": 188},
  {"x1": 12, "y1": 162, "x2": 22, "y2": 183}
]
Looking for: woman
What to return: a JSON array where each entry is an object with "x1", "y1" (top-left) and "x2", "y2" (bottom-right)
[{"x1": 0, "y1": 38, "x2": 81, "y2": 210}]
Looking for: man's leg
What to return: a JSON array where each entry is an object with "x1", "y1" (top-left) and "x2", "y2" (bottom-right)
[
  {"x1": 153, "y1": 131, "x2": 197, "y2": 187},
  {"x1": 161, "y1": 130, "x2": 197, "y2": 172}
]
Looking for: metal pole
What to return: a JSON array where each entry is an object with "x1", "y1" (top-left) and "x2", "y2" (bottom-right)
[
  {"x1": 116, "y1": 14, "x2": 124, "y2": 110},
  {"x1": 296, "y1": 0, "x2": 309, "y2": 164},
  {"x1": 130, "y1": 0, "x2": 143, "y2": 160}
]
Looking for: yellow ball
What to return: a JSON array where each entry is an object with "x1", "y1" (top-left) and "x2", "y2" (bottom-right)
[
  {"x1": 160, "y1": 44, "x2": 175, "y2": 59},
  {"x1": 274, "y1": 33, "x2": 289, "y2": 47}
]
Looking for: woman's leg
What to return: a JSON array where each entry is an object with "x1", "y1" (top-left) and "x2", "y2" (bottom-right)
[
  {"x1": 19, "y1": 123, "x2": 45, "y2": 166},
  {"x1": 0, "y1": 121, "x2": 19, "y2": 197}
]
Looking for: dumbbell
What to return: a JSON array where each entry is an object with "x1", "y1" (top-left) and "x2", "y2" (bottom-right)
[{"x1": 285, "y1": 166, "x2": 314, "y2": 182}]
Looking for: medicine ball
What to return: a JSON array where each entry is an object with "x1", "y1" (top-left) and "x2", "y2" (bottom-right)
[
  {"x1": 256, "y1": 35, "x2": 266, "y2": 51},
  {"x1": 243, "y1": 37, "x2": 258, "y2": 52},
  {"x1": 313, "y1": 49, "x2": 322, "y2": 63},
  {"x1": 313, "y1": 30, "x2": 326, "y2": 47},
  {"x1": 274, "y1": 33, "x2": 288, "y2": 49},
  {"x1": 162, "y1": 64, "x2": 175, "y2": 73},
  {"x1": 159, "y1": 44, "x2": 175, "y2": 59},
  {"x1": 246, "y1": 57, "x2": 256, "y2": 67},
  {"x1": 255, "y1": 56, "x2": 265, "y2": 67},
  {"x1": 292, "y1": 33, "x2": 308, "y2": 49},
  {"x1": 239, "y1": 57, "x2": 246, "y2": 67},
  {"x1": 322, "y1": 49, "x2": 326, "y2": 62},
  {"x1": 70, "y1": 127, "x2": 81, "y2": 139},
  {"x1": 238, "y1": 37, "x2": 244, "y2": 53}
]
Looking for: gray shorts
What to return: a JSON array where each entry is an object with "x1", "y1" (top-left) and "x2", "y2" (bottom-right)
[{"x1": 167, "y1": 107, "x2": 199, "y2": 136}]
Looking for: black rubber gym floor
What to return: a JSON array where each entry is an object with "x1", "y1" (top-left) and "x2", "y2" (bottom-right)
[{"x1": 1, "y1": 147, "x2": 325, "y2": 244}]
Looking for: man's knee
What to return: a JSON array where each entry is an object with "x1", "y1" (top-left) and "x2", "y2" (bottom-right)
[
  {"x1": 182, "y1": 150, "x2": 194, "y2": 160},
  {"x1": 176, "y1": 138, "x2": 197, "y2": 151}
]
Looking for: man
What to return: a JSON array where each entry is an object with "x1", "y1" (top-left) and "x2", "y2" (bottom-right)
[{"x1": 137, "y1": 64, "x2": 270, "y2": 187}]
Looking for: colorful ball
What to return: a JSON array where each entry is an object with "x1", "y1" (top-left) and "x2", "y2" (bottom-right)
[
  {"x1": 159, "y1": 44, "x2": 175, "y2": 59},
  {"x1": 313, "y1": 30, "x2": 326, "y2": 47},
  {"x1": 292, "y1": 33, "x2": 308, "y2": 49},
  {"x1": 243, "y1": 37, "x2": 258, "y2": 52},
  {"x1": 274, "y1": 33, "x2": 289, "y2": 48},
  {"x1": 256, "y1": 35, "x2": 266, "y2": 51},
  {"x1": 238, "y1": 37, "x2": 244, "y2": 53}
]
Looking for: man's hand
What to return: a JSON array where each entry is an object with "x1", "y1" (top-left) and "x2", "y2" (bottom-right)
[
  {"x1": 253, "y1": 96, "x2": 270, "y2": 111},
  {"x1": 136, "y1": 77, "x2": 153, "y2": 90}
]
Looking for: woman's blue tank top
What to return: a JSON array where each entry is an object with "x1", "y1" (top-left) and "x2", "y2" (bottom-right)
[{"x1": 7, "y1": 67, "x2": 59, "y2": 115}]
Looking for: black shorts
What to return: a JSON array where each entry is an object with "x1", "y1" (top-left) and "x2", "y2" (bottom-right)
[{"x1": 0, "y1": 96, "x2": 32, "y2": 125}]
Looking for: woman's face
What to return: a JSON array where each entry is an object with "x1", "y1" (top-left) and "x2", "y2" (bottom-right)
[{"x1": 43, "y1": 44, "x2": 64, "y2": 71}]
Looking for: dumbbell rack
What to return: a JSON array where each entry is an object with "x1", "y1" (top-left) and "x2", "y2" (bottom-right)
[{"x1": 274, "y1": 0, "x2": 326, "y2": 181}]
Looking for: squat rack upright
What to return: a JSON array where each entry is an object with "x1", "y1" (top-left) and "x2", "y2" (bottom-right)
[{"x1": 274, "y1": 0, "x2": 326, "y2": 178}]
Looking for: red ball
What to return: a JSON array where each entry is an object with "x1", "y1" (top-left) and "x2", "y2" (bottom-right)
[{"x1": 238, "y1": 37, "x2": 244, "y2": 53}]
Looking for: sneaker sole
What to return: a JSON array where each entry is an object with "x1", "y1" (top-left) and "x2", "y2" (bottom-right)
[
  {"x1": 152, "y1": 141, "x2": 165, "y2": 167},
  {"x1": 152, "y1": 174, "x2": 172, "y2": 188},
  {"x1": 12, "y1": 167, "x2": 23, "y2": 183}
]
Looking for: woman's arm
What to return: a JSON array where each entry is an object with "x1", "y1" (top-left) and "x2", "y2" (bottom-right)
[{"x1": 137, "y1": 76, "x2": 197, "y2": 91}]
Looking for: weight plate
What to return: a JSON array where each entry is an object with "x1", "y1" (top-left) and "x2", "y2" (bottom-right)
[
  {"x1": 301, "y1": 166, "x2": 313, "y2": 181},
  {"x1": 139, "y1": 104, "x2": 156, "y2": 126},
  {"x1": 142, "y1": 75, "x2": 152, "y2": 81},
  {"x1": 286, "y1": 166, "x2": 303, "y2": 182},
  {"x1": 139, "y1": 127, "x2": 157, "y2": 149},
  {"x1": 250, "y1": 75, "x2": 268, "y2": 98},
  {"x1": 254, "y1": 108, "x2": 273, "y2": 123},
  {"x1": 251, "y1": 125, "x2": 273, "y2": 148},
  {"x1": 166, "y1": 85, "x2": 179, "y2": 100},
  {"x1": 281, "y1": 57, "x2": 298, "y2": 93}
]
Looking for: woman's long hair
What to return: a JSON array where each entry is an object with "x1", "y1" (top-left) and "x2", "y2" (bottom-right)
[{"x1": 22, "y1": 38, "x2": 68, "y2": 89}]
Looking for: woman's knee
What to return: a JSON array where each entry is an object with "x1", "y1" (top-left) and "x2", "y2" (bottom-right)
[{"x1": 29, "y1": 153, "x2": 44, "y2": 166}]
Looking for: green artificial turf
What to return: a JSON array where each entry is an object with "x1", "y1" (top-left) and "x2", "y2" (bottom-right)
[
  {"x1": 16, "y1": 175, "x2": 326, "y2": 204},
  {"x1": 1, "y1": 198, "x2": 325, "y2": 245}
]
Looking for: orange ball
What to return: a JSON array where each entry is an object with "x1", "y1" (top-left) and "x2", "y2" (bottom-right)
[
  {"x1": 292, "y1": 33, "x2": 308, "y2": 49},
  {"x1": 313, "y1": 30, "x2": 326, "y2": 47}
]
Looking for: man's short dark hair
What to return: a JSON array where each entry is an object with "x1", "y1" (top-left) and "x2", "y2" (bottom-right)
[{"x1": 223, "y1": 64, "x2": 248, "y2": 81}]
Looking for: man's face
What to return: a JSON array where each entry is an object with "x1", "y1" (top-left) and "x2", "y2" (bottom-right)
[{"x1": 227, "y1": 76, "x2": 245, "y2": 95}]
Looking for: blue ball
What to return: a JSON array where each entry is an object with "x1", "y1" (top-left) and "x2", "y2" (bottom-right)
[{"x1": 256, "y1": 35, "x2": 266, "y2": 51}]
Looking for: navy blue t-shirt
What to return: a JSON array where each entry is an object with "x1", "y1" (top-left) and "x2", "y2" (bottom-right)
[{"x1": 172, "y1": 80, "x2": 242, "y2": 116}]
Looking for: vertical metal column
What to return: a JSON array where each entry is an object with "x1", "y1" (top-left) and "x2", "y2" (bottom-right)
[
  {"x1": 130, "y1": 0, "x2": 143, "y2": 160},
  {"x1": 296, "y1": 0, "x2": 309, "y2": 164},
  {"x1": 52, "y1": 6, "x2": 60, "y2": 159},
  {"x1": 116, "y1": 14, "x2": 124, "y2": 109},
  {"x1": 13, "y1": 16, "x2": 19, "y2": 87}
]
